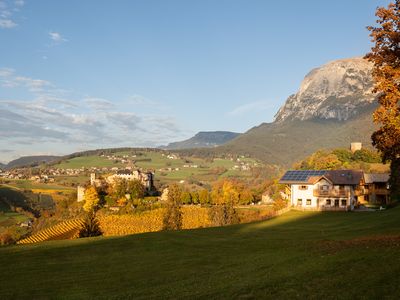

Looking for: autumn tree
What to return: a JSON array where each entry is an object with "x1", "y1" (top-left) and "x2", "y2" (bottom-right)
[
  {"x1": 83, "y1": 186, "x2": 100, "y2": 212},
  {"x1": 366, "y1": 1, "x2": 400, "y2": 199},
  {"x1": 162, "y1": 183, "x2": 183, "y2": 230},
  {"x1": 127, "y1": 179, "x2": 145, "y2": 200},
  {"x1": 110, "y1": 178, "x2": 128, "y2": 200},
  {"x1": 209, "y1": 179, "x2": 240, "y2": 226},
  {"x1": 198, "y1": 189, "x2": 211, "y2": 204}
]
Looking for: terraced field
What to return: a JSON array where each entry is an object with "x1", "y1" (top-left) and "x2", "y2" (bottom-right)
[{"x1": 17, "y1": 219, "x2": 84, "y2": 244}]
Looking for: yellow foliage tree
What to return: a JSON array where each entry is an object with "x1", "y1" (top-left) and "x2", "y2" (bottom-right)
[
  {"x1": 366, "y1": 1, "x2": 400, "y2": 199},
  {"x1": 83, "y1": 186, "x2": 100, "y2": 212}
]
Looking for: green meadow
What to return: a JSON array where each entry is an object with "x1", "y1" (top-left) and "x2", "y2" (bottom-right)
[
  {"x1": 1, "y1": 208, "x2": 400, "y2": 299},
  {"x1": 53, "y1": 150, "x2": 260, "y2": 184}
]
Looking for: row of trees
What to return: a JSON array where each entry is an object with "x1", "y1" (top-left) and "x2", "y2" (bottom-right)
[
  {"x1": 162, "y1": 183, "x2": 240, "y2": 230},
  {"x1": 296, "y1": 148, "x2": 382, "y2": 171}
]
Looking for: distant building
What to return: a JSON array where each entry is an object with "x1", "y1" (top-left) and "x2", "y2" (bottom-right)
[
  {"x1": 350, "y1": 142, "x2": 362, "y2": 153},
  {"x1": 107, "y1": 169, "x2": 154, "y2": 191},
  {"x1": 77, "y1": 186, "x2": 85, "y2": 202}
]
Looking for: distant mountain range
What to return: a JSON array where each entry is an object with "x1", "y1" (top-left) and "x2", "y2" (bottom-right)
[
  {"x1": 3, "y1": 58, "x2": 379, "y2": 169},
  {"x1": 1, "y1": 156, "x2": 60, "y2": 170},
  {"x1": 162, "y1": 131, "x2": 241, "y2": 150}
]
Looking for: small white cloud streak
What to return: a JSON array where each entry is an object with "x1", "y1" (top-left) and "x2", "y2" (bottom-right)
[
  {"x1": 49, "y1": 31, "x2": 68, "y2": 43},
  {"x1": 14, "y1": 0, "x2": 24, "y2": 7},
  {"x1": 227, "y1": 100, "x2": 274, "y2": 116}
]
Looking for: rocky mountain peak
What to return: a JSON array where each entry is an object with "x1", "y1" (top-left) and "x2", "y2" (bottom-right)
[{"x1": 274, "y1": 57, "x2": 376, "y2": 122}]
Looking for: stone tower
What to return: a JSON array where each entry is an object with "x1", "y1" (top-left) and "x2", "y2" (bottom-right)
[{"x1": 350, "y1": 142, "x2": 362, "y2": 153}]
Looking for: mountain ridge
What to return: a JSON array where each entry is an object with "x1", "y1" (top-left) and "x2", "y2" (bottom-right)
[
  {"x1": 210, "y1": 57, "x2": 378, "y2": 166},
  {"x1": 163, "y1": 131, "x2": 241, "y2": 150},
  {"x1": 4, "y1": 155, "x2": 60, "y2": 170}
]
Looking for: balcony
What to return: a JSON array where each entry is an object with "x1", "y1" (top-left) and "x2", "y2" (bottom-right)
[
  {"x1": 313, "y1": 189, "x2": 349, "y2": 198},
  {"x1": 371, "y1": 188, "x2": 389, "y2": 195}
]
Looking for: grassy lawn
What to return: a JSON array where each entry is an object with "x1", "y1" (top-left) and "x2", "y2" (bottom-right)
[{"x1": 1, "y1": 207, "x2": 400, "y2": 299}]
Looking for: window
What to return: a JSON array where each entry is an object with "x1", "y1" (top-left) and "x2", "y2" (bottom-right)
[
  {"x1": 341, "y1": 199, "x2": 347, "y2": 207},
  {"x1": 339, "y1": 185, "x2": 345, "y2": 191},
  {"x1": 334, "y1": 199, "x2": 339, "y2": 207},
  {"x1": 297, "y1": 199, "x2": 302, "y2": 206},
  {"x1": 306, "y1": 199, "x2": 312, "y2": 205},
  {"x1": 299, "y1": 185, "x2": 308, "y2": 190},
  {"x1": 321, "y1": 185, "x2": 329, "y2": 191},
  {"x1": 326, "y1": 199, "x2": 331, "y2": 206}
]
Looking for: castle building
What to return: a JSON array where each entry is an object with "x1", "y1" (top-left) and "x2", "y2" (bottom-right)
[{"x1": 107, "y1": 169, "x2": 154, "y2": 191}]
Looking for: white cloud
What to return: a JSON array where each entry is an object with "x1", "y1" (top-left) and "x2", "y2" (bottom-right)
[
  {"x1": 0, "y1": 67, "x2": 14, "y2": 77},
  {"x1": 14, "y1": 0, "x2": 24, "y2": 7},
  {"x1": 85, "y1": 97, "x2": 115, "y2": 111},
  {"x1": 227, "y1": 100, "x2": 274, "y2": 116},
  {"x1": 1, "y1": 71, "x2": 51, "y2": 92},
  {"x1": 49, "y1": 31, "x2": 68, "y2": 43},
  {"x1": 0, "y1": 0, "x2": 23, "y2": 29},
  {"x1": 0, "y1": 68, "x2": 186, "y2": 159},
  {"x1": 0, "y1": 18, "x2": 16, "y2": 28}
]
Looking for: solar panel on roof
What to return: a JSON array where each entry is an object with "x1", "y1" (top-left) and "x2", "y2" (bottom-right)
[{"x1": 280, "y1": 170, "x2": 327, "y2": 182}]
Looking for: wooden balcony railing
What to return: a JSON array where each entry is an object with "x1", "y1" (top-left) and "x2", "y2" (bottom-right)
[{"x1": 313, "y1": 189, "x2": 349, "y2": 198}]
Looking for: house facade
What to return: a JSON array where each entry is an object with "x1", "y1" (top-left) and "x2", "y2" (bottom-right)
[
  {"x1": 358, "y1": 173, "x2": 390, "y2": 205},
  {"x1": 106, "y1": 169, "x2": 154, "y2": 191},
  {"x1": 279, "y1": 170, "x2": 363, "y2": 211}
]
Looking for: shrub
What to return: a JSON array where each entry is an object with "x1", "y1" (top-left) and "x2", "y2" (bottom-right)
[
  {"x1": 209, "y1": 202, "x2": 239, "y2": 226},
  {"x1": 273, "y1": 199, "x2": 288, "y2": 211},
  {"x1": 0, "y1": 232, "x2": 15, "y2": 246},
  {"x1": 79, "y1": 212, "x2": 102, "y2": 238}
]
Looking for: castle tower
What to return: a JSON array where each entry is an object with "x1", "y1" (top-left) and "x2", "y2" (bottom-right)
[
  {"x1": 77, "y1": 186, "x2": 85, "y2": 202},
  {"x1": 90, "y1": 173, "x2": 96, "y2": 186},
  {"x1": 350, "y1": 142, "x2": 362, "y2": 153}
]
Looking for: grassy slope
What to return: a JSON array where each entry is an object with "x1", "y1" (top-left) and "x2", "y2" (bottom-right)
[
  {"x1": 214, "y1": 107, "x2": 378, "y2": 166},
  {"x1": 3, "y1": 180, "x2": 74, "y2": 191},
  {"x1": 1, "y1": 208, "x2": 400, "y2": 299},
  {"x1": 55, "y1": 155, "x2": 125, "y2": 169},
  {"x1": 55, "y1": 151, "x2": 260, "y2": 183}
]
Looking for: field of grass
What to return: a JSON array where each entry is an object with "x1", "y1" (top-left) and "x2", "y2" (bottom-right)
[
  {"x1": 54, "y1": 150, "x2": 261, "y2": 184},
  {"x1": 2, "y1": 180, "x2": 74, "y2": 191},
  {"x1": 55, "y1": 155, "x2": 125, "y2": 169},
  {"x1": 1, "y1": 207, "x2": 400, "y2": 299}
]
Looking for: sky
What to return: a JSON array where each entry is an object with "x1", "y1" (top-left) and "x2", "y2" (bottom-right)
[{"x1": 0, "y1": 0, "x2": 391, "y2": 162}]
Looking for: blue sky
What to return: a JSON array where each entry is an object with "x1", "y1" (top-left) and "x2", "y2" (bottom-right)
[{"x1": 0, "y1": 0, "x2": 391, "y2": 162}]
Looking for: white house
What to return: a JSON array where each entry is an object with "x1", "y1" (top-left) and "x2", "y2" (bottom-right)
[{"x1": 279, "y1": 170, "x2": 363, "y2": 211}]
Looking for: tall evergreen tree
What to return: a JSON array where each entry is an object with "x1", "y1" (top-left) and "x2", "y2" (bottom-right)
[{"x1": 365, "y1": 1, "x2": 400, "y2": 200}]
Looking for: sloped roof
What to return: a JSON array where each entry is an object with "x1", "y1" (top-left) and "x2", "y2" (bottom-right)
[
  {"x1": 116, "y1": 170, "x2": 132, "y2": 175},
  {"x1": 324, "y1": 170, "x2": 363, "y2": 185},
  {"x1": 364, "y1": 173, "x2": 390, "y2": 184}
]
